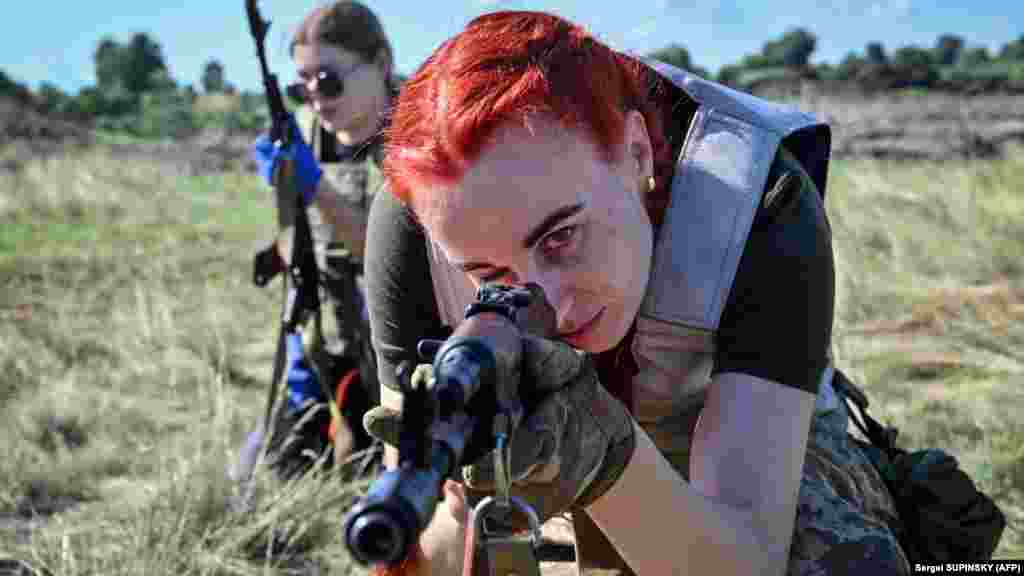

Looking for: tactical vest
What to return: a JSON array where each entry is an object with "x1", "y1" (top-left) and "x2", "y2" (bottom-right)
[
  {"x1": 295, "y1": 105, "x2": 386, "y2": 257},
  {"x1": 424, "y1": 57, "x2": 835, "y2": 456},
  {"x1": 293, "y1": 106, "x2": 385, "y2": 452}
]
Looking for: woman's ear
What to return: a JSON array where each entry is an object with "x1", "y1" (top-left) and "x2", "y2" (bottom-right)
[{"x1": 624, "y1": 109, "x2": 654, "y2": 186}]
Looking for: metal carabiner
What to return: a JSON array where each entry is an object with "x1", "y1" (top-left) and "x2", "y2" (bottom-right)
[{"x1": 464, "y1": 495, "x2": 543, "y2": 576}]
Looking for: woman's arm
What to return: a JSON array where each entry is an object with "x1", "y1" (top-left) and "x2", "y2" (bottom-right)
[
  {"x1": 363, "y1": 187, "x2": 466, "y2": 575},
  {"x1": 589, "y1": 145, "x2": 834, "y2": 575},
  {"x1": 587, "y1": 378, "x2": 815, "y2": 575}
]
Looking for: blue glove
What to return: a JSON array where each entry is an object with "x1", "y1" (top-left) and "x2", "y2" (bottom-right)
[
  {"x1": 252, "y1": 115, "x2": 323, "y2": 206},
  {"x1": 284, "y1": 331, "x2": 325, "y2": 413}
]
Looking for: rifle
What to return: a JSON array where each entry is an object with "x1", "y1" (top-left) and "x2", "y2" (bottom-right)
[
  {"x1": 244, "y1": 0, "x2": 348, "y2": 475},
  {"x1": 343, "y1": 284, "x2": 546, "y2": 571}
]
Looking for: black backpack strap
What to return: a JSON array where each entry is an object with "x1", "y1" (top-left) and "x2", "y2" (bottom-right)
[{"x1": 831, "y1": 369, "x2": 901, "y2": 459}]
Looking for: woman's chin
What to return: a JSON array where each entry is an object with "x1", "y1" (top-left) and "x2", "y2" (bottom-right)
[
  {"x1": 581, "y1": 309, "x2": 632, "y2": 354},
  {"x1": 563, "y1": 308, "x2": 626, "y2": 354}
]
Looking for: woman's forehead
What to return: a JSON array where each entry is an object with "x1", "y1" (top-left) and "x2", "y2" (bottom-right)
[
  {"x1": 420, "y1": 122, "x2": 609, "y2": 259},
  {"x1": 293, "y1": 43, "x2": 360, "y2": 76}
]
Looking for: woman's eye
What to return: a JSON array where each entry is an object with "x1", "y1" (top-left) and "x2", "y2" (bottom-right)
[
  {"x1": 479, "y1": 271, "x2": 505, "y2": 283},
  {"x1": 541, "y1": 225, "x2": 578, "y2": 253}
]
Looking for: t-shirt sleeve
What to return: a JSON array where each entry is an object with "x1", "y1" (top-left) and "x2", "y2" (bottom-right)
[
  {"x1": 363, "y1": 187, "x2": 448, "y2": 392},
  {"x1": 712, "y1": 145, "x2": 835, "y2": 395}
]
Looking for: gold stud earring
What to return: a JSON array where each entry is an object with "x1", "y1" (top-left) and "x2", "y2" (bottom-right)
[{"x1": 647, "y1": 176, "x2": 656, "y2": 192}]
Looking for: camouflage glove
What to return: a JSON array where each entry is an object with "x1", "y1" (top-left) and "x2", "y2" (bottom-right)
[
  {"x1": 464, "y1": 334, "x2": 636, "y2": 522},
  {"x1": 363, "y1": 334, "x2": 636, "y2": 524}
]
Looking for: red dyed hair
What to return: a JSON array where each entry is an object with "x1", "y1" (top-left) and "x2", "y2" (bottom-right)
[{"x1": 383, "y1": 11, "x2": 677, "y2": 227}]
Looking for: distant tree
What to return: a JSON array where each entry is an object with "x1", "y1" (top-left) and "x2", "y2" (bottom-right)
[
  {"x1": 201, "y1": 59, "x2": 226, "y2": 93},
  {"x1": 125, "y1": 33, "x2": 168, "y2": 93},
  {"x1": 136, "y1": 87, "x2": 196, "y2": 138},
  {"x1": 866, "y1": 42, "x2": 888, "y2": 66},
  {"x1": 36, "y1": 82, "x2": 70, "y2": 114},
  {"x1": 850, "y1": 43, "x2": 896, "y2": 88},
  {"x1": 763, "y1": 28, "x2": 817, "y2": 68},
  {"x1": 891, "y1": 45, "x2": 938, "y2": 87},
  {"x1": 737, "y1": 53, "x2": 778, "y2": 70},
  {"x1": 716, "y1": 63, "x2": 744, "y2": 86},
  {"x1": 0, "y1": 68, "x2": 33, "y2": 105},
  {"x1": 646, "y1": 44, "x2": 709, "y2": 78},
  {"x1": 959, "y1": 46, "x2": 991, "y2": 67},
  {"x1": 151, "y1": 69, "x2": 179, "y2": 97},
  {"x1": 72, "y1": 86, "x2": 109, "y2": 118},
  {"x1": 814, "y1": 62, "x2": 837, "y2": 82},
  {"x1": 999, "y1": 35, "x2": 1024, "y2": 61},
  {"x1": 94, "y1": 37, "x2": 124, "y2": 90},
  {"x1": 834, "y1": 52, "x2": 866, "y2": 82},
  {"x1": 934, "y1": 34, "x2": 965, "y2": 66},
  {"x1": 92, "y1": 33, "x2": 169, "y2": 97}
]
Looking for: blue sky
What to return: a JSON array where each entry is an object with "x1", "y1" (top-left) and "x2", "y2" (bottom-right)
[{"x1": 3, "y1": 1, "x2": 1020, "y2": 94}]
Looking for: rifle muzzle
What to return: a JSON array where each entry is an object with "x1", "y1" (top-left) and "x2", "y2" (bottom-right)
[{"x1": 344, "y1": 464, "x2": 443, "y2": 566}]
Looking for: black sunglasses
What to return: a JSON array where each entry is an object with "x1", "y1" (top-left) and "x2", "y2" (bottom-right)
[{"x1": 286, "y1": 63, "x2": 364, "y2": 103}]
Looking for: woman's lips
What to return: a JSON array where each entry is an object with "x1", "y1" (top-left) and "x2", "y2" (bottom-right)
[{"x1": 559, "y1": 308, "x2": 605, "y2": 348}]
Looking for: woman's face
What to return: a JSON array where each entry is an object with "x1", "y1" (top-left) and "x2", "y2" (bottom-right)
[
  {"x1": 292, "y1": 42, "x2": 389, "y2": 144},
  {"x1": 414, "y1": 113, "x2": 656, "y2": 353}
]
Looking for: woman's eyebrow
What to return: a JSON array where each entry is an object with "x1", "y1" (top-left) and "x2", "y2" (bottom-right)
[
  {"x1": 521, "y1": 203, "x2": 584, "y2": 248},
  {"x1": 452, "y1": 203, "x2": 584, "y2": 274}
]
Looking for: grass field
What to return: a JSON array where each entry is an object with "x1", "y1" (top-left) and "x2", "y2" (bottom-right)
[{"x1": 0, "y1": 138, "x2": 1021, "y2": 574}]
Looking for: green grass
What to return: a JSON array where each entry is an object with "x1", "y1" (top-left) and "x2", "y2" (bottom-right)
[
  {"x1": 828, "y1": 145, "x2": 1024, "y2": 558},
  {"x1": 0, "y1": 142, "x2": 371, "y2": 574},
  {"x1": 0, "y1": 137, "x2": 1022, "y2": 573}
]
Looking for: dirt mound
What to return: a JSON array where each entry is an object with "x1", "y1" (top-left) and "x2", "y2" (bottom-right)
[
  {"x1": 0, "y1": 95, "x2": 258, "y2": 175},
  {"x1": 96, "y1": 127, "x2": 260, "y2": 176},
  {"x1": 0, "y1": 97, "x2": 92, "y2": 148},
  {"x1": 785, "y1": 89, "x2": 1024, "y2": 160}
]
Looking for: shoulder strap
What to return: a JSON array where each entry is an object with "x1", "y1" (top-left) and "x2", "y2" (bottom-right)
[{"x1": 831, "y1": 369, "x2": 902, "y2": 459}]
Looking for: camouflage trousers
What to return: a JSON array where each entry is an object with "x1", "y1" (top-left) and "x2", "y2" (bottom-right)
[
  {"x1": 787, "y1": 394, "x2": 911, "y2": 575},
  {"x1": 571, "y1": 377, "x2": 911, "y2": 575}
]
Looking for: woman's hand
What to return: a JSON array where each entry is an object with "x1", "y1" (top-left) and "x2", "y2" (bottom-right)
[
  {"x1": 363, "y1": 333, "x2": 636, "y2": 526},
  {"x1": 463, "y1": 334, "x2": 635, "y2": 522},
  {"x1": 251, "y1": 115, "x2": 323, "y2": 205}
]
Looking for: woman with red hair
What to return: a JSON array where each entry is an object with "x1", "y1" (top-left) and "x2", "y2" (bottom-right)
[{"x1": 362, "y1": 10, "x2": 908, "y2": 575}]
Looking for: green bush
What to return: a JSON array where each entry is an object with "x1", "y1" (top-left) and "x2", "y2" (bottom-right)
[
  {"x1": 0, "y1": 69, "x2": 34, "y2": 106},
  {"x1": 134, "y1": 89, "x2": 197, "y2": 139}
]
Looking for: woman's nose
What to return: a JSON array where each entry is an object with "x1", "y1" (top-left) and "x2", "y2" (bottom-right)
[{"x1": 519, "y1": 272, "x2": 567, "y2": 324}]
